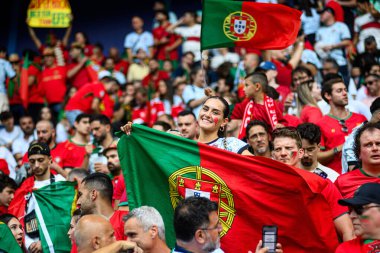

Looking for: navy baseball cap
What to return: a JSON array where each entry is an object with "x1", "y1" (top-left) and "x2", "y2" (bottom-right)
[
  {"x1": 339, "y1": 183, "x2": 380, "y2": 206},
  {"x1": 28, "y1": 142, "x2": 51, "y2": 157}
]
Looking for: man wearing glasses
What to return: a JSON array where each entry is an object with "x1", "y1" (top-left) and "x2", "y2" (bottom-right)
[
  {"x1": 316, "y1": 77, "x2": 367, "y2": 174},
  {"x1": 335, "y1": 122, "x2": 380, "y2": 198},
  {"x1": 336, "y1": 183, "x2": 380, "y2": 252},
  {"x1": 360, "y1": 74, "x2": 380, "y2": 107}
]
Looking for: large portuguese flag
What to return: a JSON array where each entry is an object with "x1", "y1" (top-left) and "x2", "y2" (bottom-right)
[
  {"x1": 201, "y1": 0, "x2": 302, "y2": 50},
  {"x1": 117, "y1": 125, "x2": 339, "y2": 253}
]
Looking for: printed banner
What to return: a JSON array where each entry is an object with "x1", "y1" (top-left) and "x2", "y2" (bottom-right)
[{"x1": 27, "y1": 0, "x2": 72, "y2": 28}]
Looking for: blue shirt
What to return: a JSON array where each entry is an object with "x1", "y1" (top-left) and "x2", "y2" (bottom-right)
[{"x1": 0, "y1": 59, "x2": 16, "y2": 94}]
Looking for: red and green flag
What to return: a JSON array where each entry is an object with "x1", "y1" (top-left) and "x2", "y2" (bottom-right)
[
  {"x1": 0, "y1": 221, "x2": 23, "y2": 253},
  {"x1": 20, "y1": 53, "x2": 30, "y2": 109},
  {"x1": 201, "y1": 0, "x2": 301, "y2": 50},
  {"x1": 117, "y1": 125, "x2": 339, "y2": 253},
  {"x1": 85, "y1": 60, "x2": 101, "y2": 82}
]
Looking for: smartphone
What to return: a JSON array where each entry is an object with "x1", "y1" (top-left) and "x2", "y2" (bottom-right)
[{"x1": 262, "y1": 225, "x2": 278, "y2": 253}]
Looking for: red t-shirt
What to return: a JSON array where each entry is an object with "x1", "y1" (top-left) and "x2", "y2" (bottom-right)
[
  {"x1": 272, "y1": 59, "x2": 293, "y2": 88},
  {"x1": 317, "y1": 113, "x2": 367, "y2": 174},
  {"x1": 276, "y1": 85, "x2": 291, "y2": 105},
  {"x1": 335, "y1": 169, "x2": 380, "y2": 198},
  {"x1": 322, "y1": 179, "x2": 348, "y2": 219},
  {"x1": 231, "y1": 98, "x2": 286, "y2": 133},
  {"x1": 153, "y1": 23, "x2": 181, "y2": 60},
  {"x1": 335, "y1": 237, "x2": 380, "y2": 253},
  {"x1": 28, "y1": 64, "x2": 44, "y2": 104},
  {"x1": 65, "y1": 82, "x2": 107, "y2": 113},
  {"x1": 132, "y1": 101, "x2": 165, "y2": 126},
  {"x1": 114, "y1": 174, "x2": 125, "y2": 200},
  {"x1": 110, "y1": 210, "x2": 128, "y2": 240},
  {"x1": 0, "y1": 205, "x2": 8, "y2": 215},
  {"x1": 283, "y1": 114, "x2": 303, "y2": 127},
  {"x1": 141, "y1": 71, "x2": 170, "y2": 91},
  {"x1": 40, "y1": 65, "x2": 67, "y2": 104},
  {"x1": 57, "y1": 140, "x2": 87, "y2": 168},
  {"x1": 67, "y1": 62, "x2": 91, "y2": 89},
  {"x1": 301, "y1": 105, "x2": 323, "y2": 124},
  {"x1": 114, "y1": 60, "x2": 129, "y2": 75}
]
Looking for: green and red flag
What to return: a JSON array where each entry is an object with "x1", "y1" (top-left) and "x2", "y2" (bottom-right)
[
  {"x1": 201, "y1": 0, "x2": 302, "y2": 50},
  {"x1": 85, "y1": 60, "x2": 101, "y2": 82},
  {"x1": 117, "y1": 125, "x2": 339, "y2": 253},
  {"x1": 20, "y1": 53, "x2": 30, "y2": 109},
  {"x1": 9, "y1": 180, "x2": 77, "y2": 253},
  {"x1": 0, "y1": 221, "x2": 23, "y2": 253}
]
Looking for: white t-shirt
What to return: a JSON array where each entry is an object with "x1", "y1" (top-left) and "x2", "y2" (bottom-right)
[
  {"x1": 175, "y1": 24, "x2": 201, "y2": 61},
  {"x1": 207, "y1": 137, "x2": 249, "y2": 154},
  {"x1": 0, "y1": 126, "x2": 22, "y2": 147},
  {"x1": 354, "y1": 13, "x2": 380, "y2": 53},
  {"x1": 313, "y1": 163, "x2": 339, "y2": 183},
  {"x1": 182, "y1": 84, "x2": 205, "y2": 117},
  {"x1": 124, "y1": 31, "x2": 154, "y2": 57},
  {"x1": 301, "y1": 9, "x2": 320, "y2": 35},
  {"x1": 0, "y1": 146, "x2": 17, "y2": 179},
  {"x1": 12, "y1": 134, "x2": 35, "y2": 156},
  {"x1": 210, "y1": 52, "x2": 240, "y2": 70}
]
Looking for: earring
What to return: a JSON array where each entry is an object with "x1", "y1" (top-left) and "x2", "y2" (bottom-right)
[{"x1": 219, "y1": 126, "x2": 225, "y2": 132}]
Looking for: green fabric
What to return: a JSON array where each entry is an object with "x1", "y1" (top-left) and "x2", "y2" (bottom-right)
[
  {"x1": 34, "y1": 181, "x2": 77, "y2": 253},
  {"x1": 117, "y1": 125, "x2": 200, "y2": 247},
  {"x1": 0, "y1": 222, "x2": 23, "y2": 253}
]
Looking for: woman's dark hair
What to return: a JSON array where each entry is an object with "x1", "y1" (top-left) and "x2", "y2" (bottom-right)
[
  {"x1": 0, "y1": 213, "x2": 17, "y2": 225},
  {"x1": 203, "y1": 96, "x2": 230, "y2": 138},
  {"x1": 190, "y1": 66, "x2": 202, "y2": 84}
]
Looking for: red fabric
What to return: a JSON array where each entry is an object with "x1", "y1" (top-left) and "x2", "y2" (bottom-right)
[
  {"x1": 114, "y1": 60, "x2": 129, "y2": 75},
  {"x1": 109, "y1": 210, "x2": 128, "y2": 240},
  {"x1": 326, "y1": 1, "x2": 344, "y2": 23},
  {"x1": 234, "y1": 2, "x2": 301, "y2": 50},
  {"x1": 83, "y1": 44, "x2": 94, "y2": 57},
  {"x1": 317, "y1": 113, "x2": 367, "y2": 174},
  {"x1": 276, "y1": 85, "x2": 291, "y2": 105},
  {"x1": 283, "y1": 114, "x2": 303, "y2": 127},
  {"x1": 231, "y1": 98, "x2": 286, "y2": 138},
  {"x1": 65, "y1": 82, "x2": 107, "y2": 113},
  {"x1": 8, "y1": 177, "x2": 35, "y2": 226},
  {"x1": 0, "y1": 205, "x2": 8, "y2": 215},
  {"x1": 322, "y1": 180, "x2": 348, "y2": 219},
  {"x1": 70, "y1": 241, "x2": 77, "y2": 253},
  {"x1": 335, "y1": 237, "x2": 380, "y2": 253},
  {"x1": 153, "y1": 23, "x2": 181, "y2": 60},
  {"x1": 335, "y1": 169, "x2": 380, "y2": 198},
  {"x1": 67, "y1": 62, "x2": 91, "y2": 89},
  {"x1": 40, "y1": 65, "x2": 67, "y2": 104},
  {"x1": 141, "y1": 71, "x2": 170, "y2": 91},
  {"x1": 28, "y1": 64, "x2": 44, "y2": 104},
  {"x1": 0, "y1": 159, "x2": 9, "y2": 175},
  {"x1": 114, "y1": 175, "x2": 125, "y2": 200},
  {"x1": 300, "y1": 106, "x2": 323, "y2": 124},
  {"x1": 132, "y1": 101, "x2": 165, "y2": 126},
  {"x1": 272, "y1": 59, "x2": 293, "y2": 88},
  {"x1": 7, "y1": 77, "x2": 22, "y2": 105},
  {"x1": 198, "y1": 146, "x2": 339, "y2": 252}
]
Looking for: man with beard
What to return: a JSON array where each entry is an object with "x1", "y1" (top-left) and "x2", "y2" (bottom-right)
[
  {"x1": 12, "y1": 115, "x2": 35, "y2": 161},
  {"x1": 103, "y1": 143, "x2": 128, "y2": 209},
  {"x1": 76, "y1": 172, "x2": 128, "y2": 240},
  {"x1": 83, "y1": 114, "x2": 115, "y2": 173},
  {"x1": 297, "y1": 123, "x2": 339, "y2": 182},
  {"x1": 9, "y1": 142, "x2": 65, "y2": 252},
  {"x1": 141, "y1": 58, "x2": 170, "y2": 91},
  {"x1": 316, "y1": 77, "x2": 367, "y2": 174},
  {"x1": 173, "y1": 197, "x2": 223, "y2": 253},
  {"x1": 177, "y1": 110, "x2": 198, "y2": 140},
  {"x1": 246, "y1": 120, "x2": 272, "y2": 158}
]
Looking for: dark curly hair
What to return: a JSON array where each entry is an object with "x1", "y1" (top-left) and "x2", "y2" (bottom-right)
[{"x1": 353, "y1": 122, "x2": 380, "y2": 162}]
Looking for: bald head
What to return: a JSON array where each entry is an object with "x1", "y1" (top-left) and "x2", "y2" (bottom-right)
[
  {"x1": 36, "y1": 120, "x2": 55, "y2": 145},
  {"x1": 75, "y1": 215, "x2": 116, "y2": 253}
]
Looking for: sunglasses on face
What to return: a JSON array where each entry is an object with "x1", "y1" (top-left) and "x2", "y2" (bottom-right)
[
  {"x1": 339, "y1": 120, "x2": 348, "y2": 133},
  {"x1": 364, "y1": 80, "x2": 378, "y2": 86}
]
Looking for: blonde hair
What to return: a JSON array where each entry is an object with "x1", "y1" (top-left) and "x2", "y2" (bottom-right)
[{"x1": 296, "y1": 81, "x2": 318, "y2": 117}]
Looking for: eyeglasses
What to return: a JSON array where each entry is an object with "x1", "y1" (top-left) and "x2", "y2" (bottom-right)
[
  {"x1": 350, "y1": 205, "x2": 380, "y2": 215},
  {"x1": 339, "y1": 120, "x2": 348, "y2": 133},
  {"x1": 10, "y1": 60, "x2": 20, "y2": 65},
  {"x1": 201, "y1": 221, "x2": 222, "y2": 231}
]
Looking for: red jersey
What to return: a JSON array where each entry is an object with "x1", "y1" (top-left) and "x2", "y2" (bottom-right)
[
  {"x1": 300, "y1": 105, "x2": 323, "y2": 124},
  {"x1": 283, "y1": 114, "x2": 302, "y2": 127},
  {"x1": 322, "y1": 179, "x2": 348, "y2": 219},
  {"x1": 276, "y1": 85, "x2": 291, "y2": 105},
  {"x1": 141, "y1": 71, "x2": 170, "y2": 91},
  {"x1": 132, "y1": 101, "x2": 165, "y2": 126},
  {"x1": 65, "y1": 82, "x2": 108, "y2": 113},
  {"x1": 335, "y1": 168, "x2": 380, "y2": 198},
  {"x1": 57, "y1": 140, "x2": 87, "y2": 168},
  {"x1": 67, "y1": 62, "x2": 91, "y2": 89},
  {"x1": 335, "y1": 237, "x2": 380, "y2": 253},
  {"x1": 231, "y1": 98, "x2": 286, "y2": 132},
  {"x1": 114, "y1": 174, "x2": 125, "y2": 200},
  {"x1": 6, "y1": 76, "x2": 22, "y2": 105},
  {"x1": 28, "y1": 64, "x2": 44, "y2": 104},
  {"x1": 272, "y1": 59, "x2": 293, "y2": 88},
  {"x1": 153, "y1": 23, "x2": 181, "y2": 60},
  {"x1": 317, "y1": 112, "x2": 367, "y2": 174},
  {"x1": 0, "y1": 205, "x2": 8, "y2": 215},
  {"x1": 114, "y1": 59, "x2": 129, "y2": 75},
  {"x1": 40, "y1": 65, "x2": 67, "y2": 104},
  {"x1": 110, "y1": 210, "x2": 128, "y2": 240}
]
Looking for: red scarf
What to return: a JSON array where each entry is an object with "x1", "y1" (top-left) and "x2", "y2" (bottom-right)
[{"x1": 238, "y1": 95, "x2": 278, "y2": 139}]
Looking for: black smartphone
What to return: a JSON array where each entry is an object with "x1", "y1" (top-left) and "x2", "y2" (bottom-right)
[{"x1": 262, "y1": 225, "x2": 278, "y2": 253}]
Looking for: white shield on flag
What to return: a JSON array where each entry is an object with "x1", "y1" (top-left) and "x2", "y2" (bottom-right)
[{"x1": 233, "y1": 19, "x2": 247, "y2": 35}]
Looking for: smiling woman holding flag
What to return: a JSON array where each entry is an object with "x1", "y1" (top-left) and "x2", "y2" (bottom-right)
[{"x1": 121, "y1": 95, "x2": 251, "y2": 155}]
